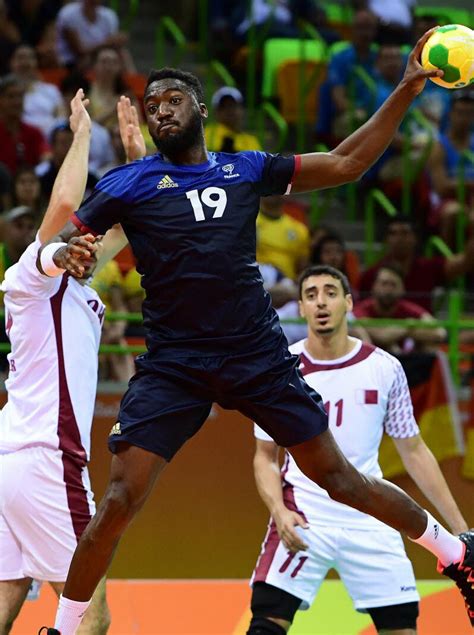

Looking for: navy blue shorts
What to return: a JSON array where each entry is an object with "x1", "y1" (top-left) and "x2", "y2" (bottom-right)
[{"x1": 109, "y1": 345, "x2": 328, "y2": 461}]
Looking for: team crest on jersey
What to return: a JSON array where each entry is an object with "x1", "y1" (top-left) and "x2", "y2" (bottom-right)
[
  {"x1": 222, "y1": 163, "x2": 240, "y2": 179},
  {"x1": 157, "y1": 175, "x2": 178, "y2": 189},
  {"x1": 109, "y1": 422, "x2": 122, "y2": 436}
]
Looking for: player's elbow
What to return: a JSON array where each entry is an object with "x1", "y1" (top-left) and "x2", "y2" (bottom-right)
[{"x1": 332, "y1": 154, "x2": 366, "y2": 184}]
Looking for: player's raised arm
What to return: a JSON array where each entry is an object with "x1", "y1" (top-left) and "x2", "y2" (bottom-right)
[
  {"x1": 38, "y1": 89, "x2": 92, "y2": 243},
  {"x1": 291, "y1": 28, "x2": 443, "y2": 193},
  {"x1": 117, "y1": 95, "x2": 146, "y2": 162}
]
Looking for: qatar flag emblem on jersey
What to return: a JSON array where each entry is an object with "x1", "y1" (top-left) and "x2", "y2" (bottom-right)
[{"x1": 356, "y1": 389, "x2": 378, "y2": 404}]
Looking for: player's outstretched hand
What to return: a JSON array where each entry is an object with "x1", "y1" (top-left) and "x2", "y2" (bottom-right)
[
  {"x1": 117, "y1": 95, "x2": 146, "y2": 162},
  {"x1": 54, "y1": 233, "x2": 102, "y2": 278},
  {"x1": 402, "y1": 27, "x2": 444, "y2": 96},
  {"x1": 69, "y1": 88, "x2": 91, "y2": 135},
  {"x1": 274, "y1": 507, "x2": 309, "y2": 553}
]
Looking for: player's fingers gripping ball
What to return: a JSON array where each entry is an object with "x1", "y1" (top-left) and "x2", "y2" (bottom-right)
[{"x1": 421, "y1": 24, "x2": 474, "y2": 89}]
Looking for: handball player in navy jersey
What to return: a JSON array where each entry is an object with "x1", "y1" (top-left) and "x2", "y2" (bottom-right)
[{"x1": 39, "y1": 29, "x2": 474, "y2": 635}]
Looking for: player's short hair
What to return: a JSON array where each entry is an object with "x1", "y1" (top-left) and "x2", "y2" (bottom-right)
[
  {"x1": 145, "y1": 67, "x2": 204, "y2": 103},
  {"x1": 298, "y1": 265, "x2": 351, "y2": 298}
]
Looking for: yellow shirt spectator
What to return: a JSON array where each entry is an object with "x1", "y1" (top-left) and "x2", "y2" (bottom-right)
[
  {"x1": 90, "y1": 259, "x2": 123, "y2": 312},
  {"x1": 205, "y1": 122, "x2": 261, "y2": 153},
  {"x1": 256, "y1": 197, "x2": 310, "y2": 280},
  {"x1": 206, "y1": 86, "x2": 261, "y2": 153}
]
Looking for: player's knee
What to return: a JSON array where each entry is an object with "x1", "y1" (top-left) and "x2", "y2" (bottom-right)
[
  {"x1": 367, "y1": 601, "x2": 419, "y2": 632},
  {"x1": 247, "y1": 617, "x2": 288, "y2": 634},
  {"x1": 102, "y1": 477, "x2": 147, "y2": 521},
  {"x1": 248, "y1": 582, "x2": 301, "y2": 633}
]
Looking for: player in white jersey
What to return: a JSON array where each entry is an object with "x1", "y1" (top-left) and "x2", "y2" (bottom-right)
[
  {"x1": 0, "y1": 92, "x2": 136, "y2": 634},
  {"x1": 248, "y1": 265, "x2": 468, "y2": 634}
]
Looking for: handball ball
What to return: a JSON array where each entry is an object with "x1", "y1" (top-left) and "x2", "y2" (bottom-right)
[{"x1": 421, "y1": 24, "x2": 474, "y2": 89}]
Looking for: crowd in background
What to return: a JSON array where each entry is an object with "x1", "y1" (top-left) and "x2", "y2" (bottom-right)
[{"x1": 0, "y1": 0, "x2": 473, "y2": 381}]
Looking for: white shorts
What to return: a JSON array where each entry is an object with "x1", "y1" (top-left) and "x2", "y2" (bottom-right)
[
  {"x1": 251, "y1": 523, "x2": 420, "y2": 611},
  {"x1": 0, "y1": 446, "x2": 95, "y2": 582}
]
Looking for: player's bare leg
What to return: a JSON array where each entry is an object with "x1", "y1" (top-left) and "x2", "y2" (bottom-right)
[
  {"x1": 50, "y1": 579, "x2": 110, "y2": 634},
  {"x1": 289, "y1": 429, "x2": 427, "y2": 537},
  {"x1": 0, "y1": 578, "x2": 31, "y2": 634},
  {"x1": 378, "y1": 630, "x2": 415, "y2": 635},
  {"x1": 62, "y1": 444, "x2": 166, "y2": 602}
]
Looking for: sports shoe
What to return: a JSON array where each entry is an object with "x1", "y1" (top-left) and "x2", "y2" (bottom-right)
[
  {"x1": 438, "y1": 530, "x2": 474, "y2": 626},
  {"x1": 38, "y1": 628, "x2": 60, "y2": 634}
]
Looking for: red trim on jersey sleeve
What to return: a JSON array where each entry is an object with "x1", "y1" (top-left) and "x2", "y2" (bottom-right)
[
  {"x1": 299, "y1": 342, "x2": 377, "y2": 375},
  {"x1": 71, "y1": 213, "x2": 99, "y2": 236},
  {"x1": 292, "y1": 155, "x2": 302, "y2": 183}
]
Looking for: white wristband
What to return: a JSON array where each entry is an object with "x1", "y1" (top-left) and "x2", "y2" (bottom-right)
[{"x1": 40, "y1": 242, "x2": 68, "y2": 277}]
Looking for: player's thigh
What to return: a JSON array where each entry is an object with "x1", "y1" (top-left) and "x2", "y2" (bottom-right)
[
  {"x1": 251, "y1": 521, "x2": 333, "y2": 612},
  {"x1": 0, "y1": 448, "x2": 91, "y2": 582},
  {"x1": 50, "y1": 578, "x2": 110, "y2": 635},
  {"x1": 336, "y1": 528, "x2": 419, "y2": 612},
  {"x1": 222, "y1": 347, "x2": 328, "y2": 448},
  {"x1": 109, "y1": 363, "x2": 213, "y2": 462},
  {"x1": 0, "y1": 578, "x2": 31, "y2": 632}
]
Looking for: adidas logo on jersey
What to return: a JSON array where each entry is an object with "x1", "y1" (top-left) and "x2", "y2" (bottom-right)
[
  {"x1": 157, "y1": 175, "x2": 178, "y2": 189},
  {"x1": 109, "y1": 422, "x2": 121, "y2": 436}
]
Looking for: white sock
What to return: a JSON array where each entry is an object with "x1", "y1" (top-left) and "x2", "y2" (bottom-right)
[
  {"x1": 54, "y1": 595, "x2": 91, "y2": 634},
  {"x1": 410, "y1": 511, "x2": 464, "y2": 566}
]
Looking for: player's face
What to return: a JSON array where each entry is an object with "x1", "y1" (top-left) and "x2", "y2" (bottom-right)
[
  {"x1": 144, "y1": 80, "x2": 208, "y2": 156},
  {"x1": 299, "y1": 274, "x2": 352, "y2": 336}
]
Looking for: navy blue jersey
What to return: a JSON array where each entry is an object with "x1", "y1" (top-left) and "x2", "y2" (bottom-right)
[{"x1": 73, "y1": 151, "x2": 296, "y2": 357}]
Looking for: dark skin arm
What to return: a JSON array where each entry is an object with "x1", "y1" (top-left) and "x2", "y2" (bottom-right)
[
  {"x1": 37, "y1": 225, "x2": 100, "y2": 278},
  {"x1": 292, "y1": 28, "x2": 442, "y2": 193}
]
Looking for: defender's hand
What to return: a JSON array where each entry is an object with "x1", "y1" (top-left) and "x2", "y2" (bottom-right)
[
  {"x1": 69, "y1": 88, "x2": 91, "y2": 135},
  {"x1": 402, "y1": 27, "x2": 444, "y2": 96},
  {"x1": 274, "y1": 508, "x2": 309, "y2": 553},
  {"x1": 53, "y1": 233, "x2": 101, "y2": 278},
  {"x1": 117, "y1": 95, "x2": 146, "y2": 162}
]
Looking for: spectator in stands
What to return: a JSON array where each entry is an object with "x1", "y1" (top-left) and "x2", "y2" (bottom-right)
[
  {"x1": 0, "y1": 74, "x2": 49, "y2": 176},
  {"x1": 0, "y1": 164, "x2": 12, "y2": 212},
  {"x1": 6, "y1": 0, "x2": 58, "y2": 50},
  {"x1": 51, "y1": 71, "x2": 115, "y2": 173},
  {"x1": 9, "y1": 43, "x2": 64, "y2": 137},
  {"x1": 9, "y1": 166, "x2": 43, "y2": 217},
  {"x1": 205, "y1": 87, "x2": 261, "y2": 153},
  {"x1": 256, "y1": 194, "x2": 310, "y2": 280},
  {"x1": 35, "y1": 123, "x2": 98, "y2": 199},
  {"x1": 310, "y1": 230, "x2": 361, "y2": 293},
  {"x1": 354, "y1": 264, "x2": 446, "y2": 353},
  {"x1": 0, "y1": 0, "x2": 20, "y2": 75},
  {"x1": 55, "y1": 0, "x2": 134, "y2": 72},
  {"x1": 88, "y1": 46, "x2": 137, "y2": 130},
  {"x1": 91, "y1": 259, "x2": 135, "y2": 382},
  {"x1": 428, "y1": 89, "x2": 474, "y2": 247},
  {"x1": 0, "y1": 205, "x2": 37, "y2": 370},
  {"x1": 0, "y1": 205, "x2": 36, "y2": 283},
  {"x1": 326, "y1": 9, "x2": 379, "y2": 141},
  {"x1": 355, "y1": 0, "x2": 416, "y2": 45},
  {"x1": 122, "y1": 266, "x2": 146, "y2": 339},
  {"x1": 359, "y1": 215, "x2": 474, "y2": 312}
]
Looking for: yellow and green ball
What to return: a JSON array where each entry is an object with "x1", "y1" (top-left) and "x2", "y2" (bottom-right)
[{"x1": 421, "y1": 24, "x2": 474, "y2": 89}]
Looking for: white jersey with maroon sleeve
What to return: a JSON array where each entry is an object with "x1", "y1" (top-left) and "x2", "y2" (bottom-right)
[
  {"x1": 254, "y1": 337, "x2": 419, "y2": 529},
  {"x1": 0, "y1": 237, "x2": 104, "y2": 461}
]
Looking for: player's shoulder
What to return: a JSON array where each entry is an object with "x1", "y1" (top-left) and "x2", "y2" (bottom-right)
[
  {"x1": 370, "y1": 345, "x2": 404, "y2": 375},
  {"x1": 96, "y1": 158, "x2": 149, "y2": 200},
  {"x1": 289, "y1": 338, "x2": 306, "y2": 356}
]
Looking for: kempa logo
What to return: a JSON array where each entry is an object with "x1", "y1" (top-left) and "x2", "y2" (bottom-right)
[
  {"x1": 157, "y1": 175, "x2": 178, "y2": 189},
  {"x1": 434, "y1": 523, "x2": 439, "y2": 539},
  {"x1": 222, "y1": 163, "x2": 240, "y2": 179}
]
